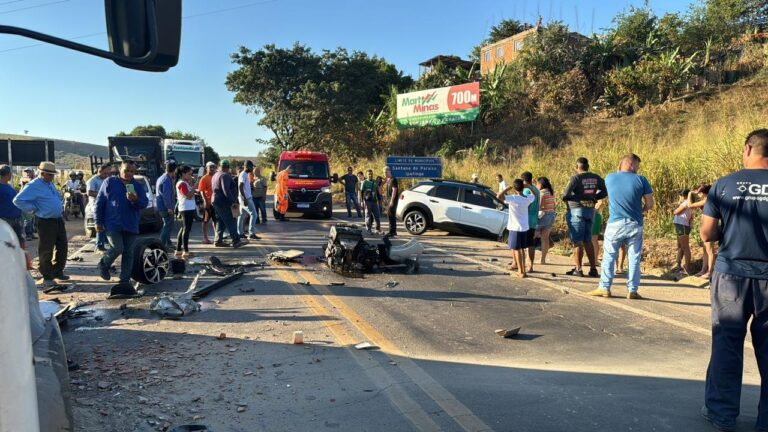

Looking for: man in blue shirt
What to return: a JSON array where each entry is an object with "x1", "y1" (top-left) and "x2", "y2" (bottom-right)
[
  {"x1": 13, "y1": 161, "x2": 68, "y2": 288},
  {"x1": 86, "y1": 163, "x2": 112, "y2": 251},
  {"x1": 589, "y1": 153, "x2": 654, "y2": 299},
  {"x1": 155, "y1": 160, "x2": 177, "y2": 248},
  {"x1": 212, "y1": 160, "x2": 246, "y2": 248},
  {"x1": 0, "y1": 164, "x2": 24, "y2": 247},
  {"x1": 700, "y1": 129, "x2": 768, "y2": 432},
  {"x1": 95, "y1": 161, "x2": 149, "y2": 288}
]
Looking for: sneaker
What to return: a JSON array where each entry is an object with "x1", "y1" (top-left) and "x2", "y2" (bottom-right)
[
  {"x1": 96, "y1": 245, "x2": 107, "y2": 252},
  {"x1": 232, "y1": 239, "x2": 247, "y2": 249},
  {"x1": 587, "y1": 288, "x2": 611, "y2": 297},
  {"x1": 248, "y1": 234, "x2": 261, "y2": 240},
  {"x1": 627, "y1": 292, "x2": 643, "y2": 300},
  {"x1": 588, "y1": 268, "x2": 599, "y2": 278},
  {"x1": 40, "y1": 279, "x2": 56, "y2": 289},
  {"x1": 700, "y1": 406, "x2": 736, "y2": 432},
  {"x1": 565, "y1": 268, "x2": 584, "y2": 277},
  {"x1": 54, "y1": 273, "x2": 71, "y2": 282},
  {"x1": 214, "y1": 241, "x2": 229, "y2": 248},
  {"x1": 97, "y1": 262, "x2": 111, "y2": 281}
]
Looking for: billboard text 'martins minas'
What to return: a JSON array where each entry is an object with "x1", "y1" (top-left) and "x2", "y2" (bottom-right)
[{"x1": 396, "y1": 82, "x2": 480, "y2": 129}]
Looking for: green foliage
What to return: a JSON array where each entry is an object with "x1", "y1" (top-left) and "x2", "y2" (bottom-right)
[
  {"x1": 519, "y1": 22, "x2": 585, "y2": 76},
  {"x1": 528, "y1": 68, "x2": 590, "y2": 114},
  {"x1": 116, "y1": 125, "x2": 220, "y2": 164},
  {"x1": 167, "y1": 130, "x2": 200, "y2": 140},
  {"x1": 203, "y1": 146, "x2": 220, "y2": 164},
  {"x1": 415, "y1": 60, "x2": 474, "y2": 90},
  {"x1": 480, "y1": 62, "x2": 527, "y2": 125},
  {"x1": 117, "y1": 125, "x2": 167, "y2": 137},
  {"x1": 226, "y1": 43, "x2": 411, "y2": 159},
  {"x1": 601, "y1": 48, "x2": 698, "y2": 115}
]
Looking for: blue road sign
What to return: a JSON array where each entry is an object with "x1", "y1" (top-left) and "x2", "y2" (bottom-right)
[{"x1": 386, "y1": 156, "x2": 443, "y2": 179}]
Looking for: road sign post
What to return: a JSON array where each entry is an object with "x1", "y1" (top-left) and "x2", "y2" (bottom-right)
[{"x1": 386, "y1": 156, "x2": 442, "y2": 179}]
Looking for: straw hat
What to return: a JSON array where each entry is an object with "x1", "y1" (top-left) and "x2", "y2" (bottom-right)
[{"x1": 38, "y1": 161, "x2": 57, "y2": 175}]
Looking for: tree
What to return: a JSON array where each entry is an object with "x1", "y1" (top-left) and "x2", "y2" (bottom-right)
[
  {"x1": 117, "y1": 124, "x2": 167, "y2": 137},
  {"x1": 470, "y1": 19, "x2": 533, "y2": 61},
  {"x1": 226, "y1": 43, "x2": 412, "y2": 159},
  {"x1": 519, "y1": 22, "x2": 586, "y2": 76},
  {"x1": 203, "y1": 146, "x2": 220, "y2": 164},
  {"x1": 167, "y1": 130, "x2": 200, "y2": 140},
  {"x1": 115, "y1": 125, "x2": 220, "y2": 163}
]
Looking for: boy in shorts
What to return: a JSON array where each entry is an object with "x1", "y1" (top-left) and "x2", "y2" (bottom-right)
[{"x1": 498, "y1": 179, "x2": 535, "y2": 278}]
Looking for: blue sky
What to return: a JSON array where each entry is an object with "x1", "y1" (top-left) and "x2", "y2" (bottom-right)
[{"x1": 0, "y1": 0, "x2": 692, "y2": 156}]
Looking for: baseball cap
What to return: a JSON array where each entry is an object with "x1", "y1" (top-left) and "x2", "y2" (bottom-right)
[
  {"x1": 245, "y1": 160, "x2": 254, "y2": 169},
  {"x1": 220, "y1": 159, "x2": 230, "y2": 168},
  {"x1": 165, "y1": 159, "x2": 178, "y2": 170},
  {"x1": 205, "y1": 161, "x2": 216, "y2": 168},
  {"x1": 471, "y1": 173, "x2": 479, "y2": 179}
]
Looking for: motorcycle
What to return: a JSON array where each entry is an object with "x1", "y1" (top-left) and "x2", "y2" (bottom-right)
[{"x1": 62, "y1": 186, "x2": 84, "y2": 220}]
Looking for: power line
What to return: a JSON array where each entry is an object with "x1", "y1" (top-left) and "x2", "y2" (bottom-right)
[
  {"x1": 0, "y1": 0, "x2": 26, "y2": 7},
  {"x1": 0, "y1": 0, "x2": 283, "y2": 55},
  {"x1": 0, "y1": 0, "x2": 68, "y2": 16}
]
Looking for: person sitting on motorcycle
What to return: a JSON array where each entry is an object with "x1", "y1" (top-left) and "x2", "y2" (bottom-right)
[{"x1": 63, "y1": 172, "x2": 84, "y2": 215}]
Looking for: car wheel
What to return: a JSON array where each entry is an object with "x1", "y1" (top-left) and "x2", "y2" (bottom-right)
[
  {"x1": 131, "y1": 238, "x2": 169, "y2": 285},
  {"x1": 404, "y1": 210, "x2": 428, "y2": 235}
]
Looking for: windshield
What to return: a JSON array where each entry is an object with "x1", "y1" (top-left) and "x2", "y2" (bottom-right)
[
  {"x1": 168, "y1": 150, "x2": 203, "y2": 167},
  {"x1": 279, "y1": 160, "x2": 329, "y2": 179}
]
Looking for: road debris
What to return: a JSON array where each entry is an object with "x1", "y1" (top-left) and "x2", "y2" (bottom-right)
[
  {"x1": 216, "y1": 333, "x2": 227, "y2": 340},
  {"x1": 266, "y1": 249, "x2": 305, "y2": 263},
  {"x1": 328, "y1": 282, "x2": 345, "y2": 286},
  {"x1": 292, "y1": 331, "x2": 304, "y2": 344},
  {"x1": 297, "y1": 281, "x2": 311, "y2": 286},
  {"x1": 495, "y1": 327, "x2": 521, "y2": 338},
  {"x1": 150, "y1": 295, "x2": 200, "y2": 319},
  {"x1": 354, "y1": 342, "x2": 378, "y2": 350},
  {"x1": 384, "y1": 281, "x2": 399, "y2": 289},
  {"x1": 169, "y1": 425, "x2": 211, "y2": 432},
  {"x1": 190, "y1": 270, "x2": 244, "y2": 300}
]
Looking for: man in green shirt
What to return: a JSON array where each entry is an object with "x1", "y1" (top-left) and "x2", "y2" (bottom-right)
[{"x1": 361, "y1": 169, "x2": 381, "y2": 233}]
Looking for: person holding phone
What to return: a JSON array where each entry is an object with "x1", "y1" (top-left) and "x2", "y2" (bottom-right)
[{"x1": 95, "y1": 160, "x2": 149, "y2": 292}]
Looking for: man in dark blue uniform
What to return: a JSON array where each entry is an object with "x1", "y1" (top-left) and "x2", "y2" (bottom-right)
[{"x1": 701, "y1": 129, "x2": 768, "y2": 431}]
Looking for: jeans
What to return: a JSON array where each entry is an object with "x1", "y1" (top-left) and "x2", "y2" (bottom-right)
[
  {"x1": 37, "y1": 217, "x2": 67, "y2": 280},
  {"x1": 100, "y1": 231, "x2": 137, "y2": 283},
  {"x1": 213, "y1": 202, "x2": 240, "y2": 243},
  {"x1": 238, "y1": 197, "x2": 258, "y2": 236},
  {"x1": 345, "y1": 191, "x2": 362, "y2": 217},
  {"x1": 177, "y1": 210, "x2": 194, "y2": 252},
  {"x1": 95, "y1": 231, "x2": 107, "y2": 249},
  {"x1": 253, "y1": 196, "x2": 267, "y2": 223},
  {"x1": 22, "y1": 211, "x2": 35, "y2": 237},
  {"x1": 159, "y1": 211, "x2": 175, "y2": 246},
  {"x1": 705, "y1": 271, "x2": 768, "y2": 430},
  {"x1": 599, "y1": 218, "x2": 644, "y2": 293},
  {"x1": 387, "y1": 205, "x2": 397, "y2": 236},
  {"x1": 566, "y1": 207, "x2": 594, "y2": 244},
  {"x1": 365, "y1": 200, "x2": 380, "y2": 231}
]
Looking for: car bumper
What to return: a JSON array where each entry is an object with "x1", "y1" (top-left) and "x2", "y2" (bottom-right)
[{"x1": 288, "y1": 192, "x2": 332, "y2": 214}]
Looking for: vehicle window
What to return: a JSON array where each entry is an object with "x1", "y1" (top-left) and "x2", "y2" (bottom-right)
[
  {"x1": 463, "y1": 189, "x2": 496, "y2": 208},
  {"x1": 433, "y1": 185, "x2": 459, "y2": 201},
  {"x1": 278, "y1": 161, "x2": 329, "y2": 179},
  {"x1": 412, "y1": 185, "x2": 433, "y2": 193}
]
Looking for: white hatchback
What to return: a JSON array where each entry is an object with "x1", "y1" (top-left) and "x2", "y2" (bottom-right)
[{"x1": 396, "y1": 180, "x2": 509, "y2": 239}]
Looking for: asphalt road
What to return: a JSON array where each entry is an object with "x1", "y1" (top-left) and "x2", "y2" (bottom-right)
[{"x1": 52, "y1": 209, "x2": 762, "y2": 432}]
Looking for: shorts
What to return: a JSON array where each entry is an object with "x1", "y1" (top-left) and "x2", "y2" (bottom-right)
[
  {"x1": 508, "y1": 230, "x2": 528, "y2": 250},
  {"x1": 1, "y1": 217, "x2": 23, "y2": 245},
  {"x1": 566, "y1": 208, "x2": 594, "y2": 245},
  {"x1": 526, "y1": 229, "x2": 536, "y2": 247},
  {"x1": 674, "y1": 223, "x2": 691, "y2": 236},
  {"x1": 204, "y1": 205, "x2": 217, "y2": 223},
  {"x1": 537, "y1": 211, "x2": 555, "y2": 230},
  {"x1": 592, "y1": 212, "x2": 603, "y2": 236}
]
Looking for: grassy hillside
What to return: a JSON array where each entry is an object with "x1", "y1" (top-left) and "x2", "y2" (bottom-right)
[{"x1": 334, "y1": 75, "x2": 768, "y2": 268}]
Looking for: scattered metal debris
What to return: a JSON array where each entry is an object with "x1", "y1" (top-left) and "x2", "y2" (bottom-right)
[
  {"x1": 266, "y1": 249, "x2": 305, "y2": 263},
  {"x1": 324, "y1": 224, "x2": 423, "y2": 276},
  {"x1": 149, "y1": 295, "x2": 200, "y2": 319},
  {"x1": 190, "y1": 270, "x2": 244, "y2": 300},
  {"x1": 384, "y1": 281, "x2": 399, "y2": 289},
  {"x1": 43, "y1": 283, "x2": 71, "y2": 294},
  {"x1": 354, "y1": 342, "x2": 378, "y2": 350},
  {"x1": 495, "y1": 327, "x2": 521, "y2": 338}
]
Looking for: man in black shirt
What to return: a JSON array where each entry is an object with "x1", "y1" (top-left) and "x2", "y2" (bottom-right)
[
  {"x1": 384, "y1": 166, "x2": 399, "y2": 237},
  {"x1": 562, "y1": 157, "x2": 607, "y2": 277},
  {"x1": 701, "y1": 129, "x2": 768, "y2": 432},
  {"x1": 341, "y1": 166, "x2": 362, "y2": 218}
]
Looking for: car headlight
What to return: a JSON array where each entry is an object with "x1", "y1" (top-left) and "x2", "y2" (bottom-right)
[{"x1": 321, "y1": 187, "x2": 331, "y2": 193}]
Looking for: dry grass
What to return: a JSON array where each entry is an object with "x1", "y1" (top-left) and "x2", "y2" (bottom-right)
[{"x1": 333, "y1": 76, "x2": 768, "y2": 269}]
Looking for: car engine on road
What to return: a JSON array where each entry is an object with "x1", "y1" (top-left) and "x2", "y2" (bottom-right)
[{"x1": 324, "y1": 224, "x2": 424, "y2": 276}]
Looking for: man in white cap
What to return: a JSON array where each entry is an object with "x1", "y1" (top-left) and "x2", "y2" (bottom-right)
[{"x1": 13, "y1": 161, "x2": 69, "y2": 287}]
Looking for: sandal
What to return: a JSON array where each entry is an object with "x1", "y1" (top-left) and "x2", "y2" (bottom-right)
[
  {"x1": 182, "y1": 252, "x2": 195, "y2": 259},
  {"x1": 565, "y1": 268, "x2": 584, "y2": 277}
]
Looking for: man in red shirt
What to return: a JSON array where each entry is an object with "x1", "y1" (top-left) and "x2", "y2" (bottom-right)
[{"x1": 197, "y1": 162, "x2": 217, "y2": 244}]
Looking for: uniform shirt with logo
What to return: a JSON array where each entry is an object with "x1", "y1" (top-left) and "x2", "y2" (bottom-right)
[{"x1": 704, "y1": 169, "x2": 768, "y2": 279}]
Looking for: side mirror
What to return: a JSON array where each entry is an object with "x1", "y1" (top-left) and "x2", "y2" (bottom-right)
[
  {"x1": 331, "y1": 173, "x2": 339, "y2": 183},
  {"x1": 0, "y1": 0, "x2": 181, "y2": 72},
  {"x1": 270, "y1": 171, "x2": 277, "y2": 182},
  {"x1": 105, "y1": 0, "x2": 182, "y2": 71}
]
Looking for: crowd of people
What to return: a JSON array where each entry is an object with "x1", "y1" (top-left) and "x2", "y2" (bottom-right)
[{"x1": 340, "y1": 165, "x2": 400, "y2": 236}]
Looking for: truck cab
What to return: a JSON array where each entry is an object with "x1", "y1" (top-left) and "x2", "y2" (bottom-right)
[
  {"x1": 272, "y1": 151, "x2": 337, "y2": 219},
  {"x1": 163, "y1": 139, "x2": 205, "y2": 176}
]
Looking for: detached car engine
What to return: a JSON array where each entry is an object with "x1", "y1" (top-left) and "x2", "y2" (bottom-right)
[{"x1": 324, "y1": 224, "x2": 424, "y2": 276}]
